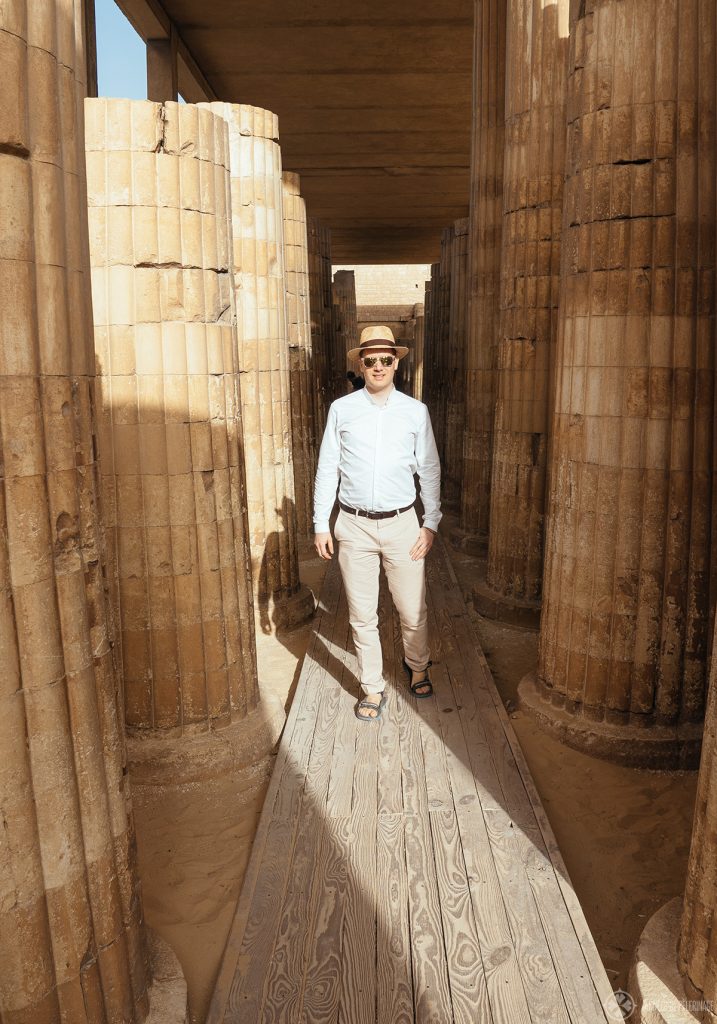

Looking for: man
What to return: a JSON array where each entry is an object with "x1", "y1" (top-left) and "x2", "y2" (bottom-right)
[{"x1": 313, "y1": 325, "x2": 442, "y2": 721}]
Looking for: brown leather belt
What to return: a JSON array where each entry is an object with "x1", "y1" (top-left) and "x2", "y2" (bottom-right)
[{"x1": 339, "y1": 501, "x2": 414, "y2": 520}]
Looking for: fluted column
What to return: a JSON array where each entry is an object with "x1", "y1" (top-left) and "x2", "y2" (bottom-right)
[
  {"x1": 0, "y1": 7, "x2": 151, "y2": 1019},
  {"x1": 331, "y1": 269, "x2": 357, "y2": 400},
  {"x1": 412, "y1": 301, "x2": 426, "y2": 401},
  {"x1": 430, "y1": 227, "x2": 455, "y2": 465},
  {"x1": 422, "y1": 265, "x2": 440, "y2": 409},
  {"x1": 520, "y1": 0, "x2": 716, "y2": 768},
  {"x1": 485, "y1": 0, "x2": 569, "y2": 608},
  {"x1": 282, "y1": 172, "x2": 315, "y2": 536},
  {"x1": 307, "y1": 217, "x2": 333, "y2": 441},
  {"x1": 204, "y1": 103, "x2": 314, "y2": 633},
  {"x1": 460, "y1": 0, "x2": 507, "y2": 542},
  {"x1": 444, "y1": 218, "x2": 470, "y2": 510},
  {"x1": 678, "y1": 611, "x2": 717, "y2": 1015},
  {"x1": 87, "y1": 98, "x2": 263, "y2": 738}
]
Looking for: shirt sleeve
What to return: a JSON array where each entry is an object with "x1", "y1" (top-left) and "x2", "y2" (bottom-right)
[
  {"x1": 415, "y1": 403, "x2": 442, "y2": 532},
  {"x1": 313, "y1": 403, "x2": 341, "y2": 533}
]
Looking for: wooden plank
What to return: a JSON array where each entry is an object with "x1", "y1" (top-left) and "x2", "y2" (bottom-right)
[
  {"x1": 392, "y1": 608, "x2": 429, "y2": 818},
  {"x1": 426, "y1": 554, "x2": 573, "y2": 1024},
  {"x1": 258, "y1": 603, "x2": 352, "y2": 1022},
  {"x1": 338, "y1": 674, "x2": 380, "y2": 1024},
  {"x1": 425, "y1": 593, "x2": 533, "y2": 1024},
  {"x1": 436, "y1": 542, "x2": 613, "y2": 1020},
  {"x1": 482, "y1": 807, "x2": 571, "y2": 1024},
  {"x1": 217, "y1": 566, "x2": 343, "y2": 1023},
  {"x1": 298, "y1": 818, "x2": 351, "y2": 1023},
  {"x1": 404, "y1": 812, "x2": 454, "y2": 1023},
  {"x1": 376, "y1": 814, "x2": 413, "y2": 1024},
  {"x1": 205, "y1": 567, "x2": 337, "y2": 1024},
  {"x1": 377, "y1": 577, "x2": 403, "y2": 814},
  {"x1": 429, "y1": 808, "x2": 491, "y2": 1023}
]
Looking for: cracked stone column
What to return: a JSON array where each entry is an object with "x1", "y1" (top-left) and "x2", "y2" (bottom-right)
[
  {"x1": 0, "y1": 8, "x2": 153, "y2": 1020},
  {"x1": 307, "y1": 217, "x2": 333, "y2": 442},
  {"x1": 478, "y1": 0, "x2": 569, "y2": 622},
  {"x1": 460, "y1": 0, "x2": 507, "y2": 547},
  {"x1": 519, "y1": 0, "x2": 716, "y2": 769},
  {"x1": 282, "y1": 171, "x2": 315, "y2": 536},
  {"x1": 443, "y1": 218, "x2": 470, "y2": 510},
  {"x1": 203, "y1": 103, "x2": 314, "y2": 633},
  {"x1": 85, "y1": 98, "x2": 284, "y2": 779}
]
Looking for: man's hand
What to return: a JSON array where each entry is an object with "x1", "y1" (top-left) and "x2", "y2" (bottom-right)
[
  {"x1": 314, "y1": 532, "x2": 334, "y2": 560},
  {"x1": 409, "y1": 526, "x2": 436, "y2": 561}
]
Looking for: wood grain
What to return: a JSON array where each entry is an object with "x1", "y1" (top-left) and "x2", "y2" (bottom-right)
[{"x1": 211, "y1": 541, "x2": 614, "y2": 1023}]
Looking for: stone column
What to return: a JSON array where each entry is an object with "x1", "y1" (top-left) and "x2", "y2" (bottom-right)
[
  {"x1": 203, "y1": 103, "x2": 314, "y2": 633},
  {"x1": 443, "y1": 218, "x2": 470, "y2": 510},
  {"x1": 422, "y1": 263, "x2": 441, "y2": 416},
  {"x1": 519, "y1": 0, "x2": 716, "y2": 769},
  {"x1": 282, "y1": 171, "x2": 315, "y2": 536},
  {"x1": 629, "y1": 612, "x2": 717, "y2": 1022},
  {"x1": 332, "y1": 268, "x2": 357, "y2": 397},
  {"x1": 307, "y1": 217, "x2": 333, "y2": 442},
  {"x1": 460, "y1": 0, "x2": 507, "y2": 545},
  {"x1": 479, "y1": 0, "x2": 568, "y2": 619},
  {"x1": 0, "y1": 7, "x2": 152, "y2": 1019},
  {"x1": 430, "y1": 226, "x2": 455, "y2": 466},
  {"x1": 85, "y1": 99, "x2": 284, "y2": 776},
  {"x1": 412, "y1": 300, "x2": 426, "y2": 401}
]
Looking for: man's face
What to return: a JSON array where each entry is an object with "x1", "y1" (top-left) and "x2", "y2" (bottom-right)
[{"x1": 359, "y1": 346, "x2": 399, "y2": 389}]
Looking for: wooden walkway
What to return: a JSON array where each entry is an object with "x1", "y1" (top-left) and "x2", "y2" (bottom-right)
[{"x1": 208, "y1": 538, "x2": 615, "y2": 1024}]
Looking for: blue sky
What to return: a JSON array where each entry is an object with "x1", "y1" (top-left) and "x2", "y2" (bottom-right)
[{"x1": 96, "y1": 0, "x2": 148, "y2": 100}]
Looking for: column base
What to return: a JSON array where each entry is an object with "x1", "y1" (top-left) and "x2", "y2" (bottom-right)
[
  {"x1": 127, "y1": 696, "x2": 286, "y2": 787},
  {"x1": 446, "y1": 523, "x2": 488, "y2": 557},
  {"x1": 258, "y1": 582, "x2": 316, "y2": 635},
  {"x1": 627, "y1": 897, "x2": 715, "y2": 1024},
  {"x1": 146, "y1": 928, "x2": 188, "y2": 1024},
  {"x1": 470, "y1": 573, "x2": 541, "y2": 629},
  {"x1": 517, "y1": 672, "x2": 703, "y2": 770}
]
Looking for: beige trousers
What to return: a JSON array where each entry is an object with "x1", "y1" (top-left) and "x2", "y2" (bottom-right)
[{"x1": 334, "y1": 506, "x2": 430, "y2": 695}]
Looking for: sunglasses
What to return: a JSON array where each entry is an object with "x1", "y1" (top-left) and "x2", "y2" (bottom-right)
[{"x1": 361, "y1": 354, "x2": 396, "y2": 368}]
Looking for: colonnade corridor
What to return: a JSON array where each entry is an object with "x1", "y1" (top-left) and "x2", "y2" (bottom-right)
[
  {"x1": 207, "y1": 538, "x2": 614, "y2": 1023},
  {"x1": 2, "y1": 1, "x2": 717, "y2": 1023}
]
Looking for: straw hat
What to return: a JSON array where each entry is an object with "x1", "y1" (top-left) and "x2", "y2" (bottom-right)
[{"x1": 347, "y1": 325, "x2": 409, "y2": 361}]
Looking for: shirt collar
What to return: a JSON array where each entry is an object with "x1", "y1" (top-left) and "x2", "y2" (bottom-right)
[{"x1": 362, "y1": 383, "x2": 396, "y2": 407}]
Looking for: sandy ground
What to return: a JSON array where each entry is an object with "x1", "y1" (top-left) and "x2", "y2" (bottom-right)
[{"x1": 133, "y1": 534, "x2": 698, "y2": 1022}]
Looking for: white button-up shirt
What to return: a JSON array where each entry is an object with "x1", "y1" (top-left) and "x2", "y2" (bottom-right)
[{"x1": 313, "y1": 384, "x2": 442, "y2": 534}]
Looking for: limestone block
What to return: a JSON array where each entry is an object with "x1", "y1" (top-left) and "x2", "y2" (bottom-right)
[
  {"x1": 201, "y1": 102, "x2": 313, "y2": 630},
  {"x1": 534, "y1": 0, "x2": 716, "y2": 759},
  {"x1": 0, "y1": 6, "x2": 151, "y2": 1021},
  {"x1": 487, "y1": 0, "x2": 569, "y2": 603},
  {"x1": 460, "y1": 0, "x2": 507, "y2": 540},
  {"x1": 86, "y1": 98, "x2": 259, "y2": 736}
]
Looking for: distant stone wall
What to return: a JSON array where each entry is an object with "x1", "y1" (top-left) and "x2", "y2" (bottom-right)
[{"x1": 334, "y1": 264, "x2": 431, "y2": 306}]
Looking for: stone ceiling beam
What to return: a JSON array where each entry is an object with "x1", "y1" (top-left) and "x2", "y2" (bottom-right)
[{"x1": 114, "y1": 0, "x2": 217, "y2": 101}]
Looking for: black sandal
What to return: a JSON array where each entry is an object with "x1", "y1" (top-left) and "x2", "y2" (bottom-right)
[
  {"x1": 355, "y1": 690, "x2": 387, "y2": 722},
  {"x1": 403, "y1": 658, "x2": 434, "y2": 698}
]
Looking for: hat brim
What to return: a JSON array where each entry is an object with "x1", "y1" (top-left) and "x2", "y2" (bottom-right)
[{"x1": 348, "y1": 344, "x2": 410, "y2": 360}]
